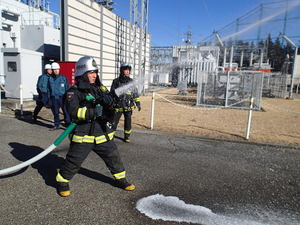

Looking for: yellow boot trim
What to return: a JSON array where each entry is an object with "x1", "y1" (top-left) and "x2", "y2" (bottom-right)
[
  {"x1": 125, "y1": 184, "x2": 135, "y2": 191},
  {"x1": 59, "y1": 190, "x2": 71, "y2": 197}
]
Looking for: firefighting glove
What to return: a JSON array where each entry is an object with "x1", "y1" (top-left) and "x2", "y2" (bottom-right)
[
  {"x1": 136, "y1": 102, "x2": 141, "y2": 111},
  {"x1": 85, "y1": 95, "x2": 97, "y2": 108},
  {"x1": 86, "y1": 95, "x2": 95, "y2": 101},
  {"x1": 96, "y1": 94, "x2": 113, "y2": 106},
  {"x1": 104, "y1": 94, "x2": 113, "y2": 105},
  {"x1": 86, "y1": 108, "x2": 96, "y2": 120}
]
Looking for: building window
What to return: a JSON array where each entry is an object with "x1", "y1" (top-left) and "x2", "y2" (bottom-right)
[{"x1": 8, "y1": 62, "x2": 17, "y2": 72}]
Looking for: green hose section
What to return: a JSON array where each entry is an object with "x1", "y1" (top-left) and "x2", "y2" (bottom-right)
[{"x1": 53, "y1": 123, "x2": 77, "y2": 146}]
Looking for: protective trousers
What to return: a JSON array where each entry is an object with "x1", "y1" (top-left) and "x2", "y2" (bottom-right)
[
  {"x1": 113, "y1": 111, "x2": 132, "y2": 137},
  {"x1": 59, "y1": 141, "x2": 125, "y2": 181}
]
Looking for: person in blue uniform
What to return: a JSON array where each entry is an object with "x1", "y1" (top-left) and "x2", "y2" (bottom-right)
[
  {"x1": 48, "y1": 62, "x2": 71, "y2": 130},
  {"x1": 33, "y1": 64, "x2": 52, "y2": 121}
]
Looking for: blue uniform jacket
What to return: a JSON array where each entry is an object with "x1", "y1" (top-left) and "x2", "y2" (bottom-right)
[
  {"x1": 49, "y1": 74, "x2": 69, "y2": 99},
  {"x1": 36, "y1": 74, "x2": 50, "y2": 94}
]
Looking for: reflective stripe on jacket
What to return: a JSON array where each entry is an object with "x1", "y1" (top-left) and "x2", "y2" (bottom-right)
[
  {"x1": 115, "y1": 106, "x2": 135, "y2": 112},
  {"x1": 65, "y1": 82, "x2": 116, "y2": 144},
  {"x1": 72, "y1": 131, "x2": 115, "y2": 144}
]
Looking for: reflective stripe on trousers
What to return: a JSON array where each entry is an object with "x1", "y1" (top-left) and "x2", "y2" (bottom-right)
[
  {"x1": 113, "y1": 171, "x2": 126, "y2": 180},
  {"x1": 124, "y1": 130, "x2": 131, "y2": 134},
  {"x1": 56, "y1": 172, "x2": 69, "y2": 183}
]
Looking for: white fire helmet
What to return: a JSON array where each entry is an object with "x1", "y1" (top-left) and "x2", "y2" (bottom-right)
[
  {"x1": 44, "y1": 64, "x2": 51, "y2": 70},
  {"x1": 74, "y1": 56, "x2": 98, "y2": 77},
  {"x1": 51, "y1": 62, "x2": 60, "y2": 70}
]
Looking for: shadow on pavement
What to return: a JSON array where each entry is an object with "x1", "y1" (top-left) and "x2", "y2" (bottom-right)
[
  {"x1": 14, "y1": 110, "x2": 72, "y2": 130},
  {"x1": 0, "y1": 142, "x2": 115, "y2": 188},
  {"x1": 14, "y1": 109, "x2": 54, "y2": 129},
  {"x1": 0, "y1": 142, "x2": 64, "y2": 188},
  {"x1": 78, "y1": 167, "x2": 115, "y2": 187}
]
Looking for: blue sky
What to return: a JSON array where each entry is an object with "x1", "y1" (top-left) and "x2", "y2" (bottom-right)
[{"x1": 49, "y1": 0, "x2": 300, "y2": 47}]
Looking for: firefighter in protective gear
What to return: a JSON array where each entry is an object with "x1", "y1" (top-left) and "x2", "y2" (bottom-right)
[
  {"x1": 110, "y1": 63, "x2": 141, "y2": 143},
  {"x1": 56, "y1": 56, "x2": 135, "y2": 197}
]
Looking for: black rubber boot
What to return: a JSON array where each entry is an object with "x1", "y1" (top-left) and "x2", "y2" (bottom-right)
[
  {"x1": 124, "y1": 134, "x2": 130, "y2": 143},
  {"x1": 32, "y1": 115, "x2": 37, "y2": 122},
  {"x1": 115, "y1": 178, "x2": 135, "y2": 191},
  {"x1": 57, "y1": 182, "x2": 70, "y2": 197}
]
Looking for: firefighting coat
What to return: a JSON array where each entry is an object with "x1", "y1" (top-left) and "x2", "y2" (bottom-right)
[
  {"x1": 65, "y1": 80, "x2": 115, "y2": 145},
  {"x1": 110, "y1": 75, "x2": 140, "y2": 112}
]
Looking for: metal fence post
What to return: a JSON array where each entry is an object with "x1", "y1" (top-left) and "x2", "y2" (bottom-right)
[
  {"x1": 19, "y1": 84, "x2": 23, "y2": 116},
  {"x1": 246, "y1": 97, "x2": 254, "y2": 139},
  {"x1": 150, "y1": 91, "x2": 155, "y2": 130}
]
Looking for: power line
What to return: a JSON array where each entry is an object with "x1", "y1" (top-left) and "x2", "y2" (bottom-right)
[{"x1": 201, "y1": 0, "x2": 215, "y2": 31}]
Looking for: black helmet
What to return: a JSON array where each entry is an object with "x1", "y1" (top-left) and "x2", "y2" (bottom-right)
[{"x1": 120, "y1": 62, "x2": 132, "y2": 72}]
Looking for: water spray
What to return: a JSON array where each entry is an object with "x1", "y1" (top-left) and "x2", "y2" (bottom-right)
[
  {"x1": 114, "y1": 77, "x2": 145, "y2": 97},
  {"x1": 0, "y1": 123, "x2": 77, "y2": 176},
  {"x1": 221, "y1": 0, "x2": 300, "y2": 42}
]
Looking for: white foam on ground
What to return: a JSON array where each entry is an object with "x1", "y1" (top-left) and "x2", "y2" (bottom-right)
[{"x1": 136, "y1": 194, "x2": 299, "y2": 225}]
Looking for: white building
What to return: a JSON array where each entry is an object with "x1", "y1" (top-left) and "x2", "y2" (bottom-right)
[
  {"x1": 0, "y1": 0, "x2": 60, "y2": 98},
  {"x1": 0, "y1": 0, "x2": 150, "y2": 99}
]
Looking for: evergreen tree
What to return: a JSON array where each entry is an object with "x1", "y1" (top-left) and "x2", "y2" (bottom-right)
[{"x1": 272, "y1": 37, "x2": 285, "y2": 71}]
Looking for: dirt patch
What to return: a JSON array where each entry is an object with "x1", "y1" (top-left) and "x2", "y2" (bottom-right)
[
  {"x1": 26, "y1": 87, "x2": 300, "y2": 148},
  {"x1": 129, "y1": 88, "x2": 300, "y2": 148}
]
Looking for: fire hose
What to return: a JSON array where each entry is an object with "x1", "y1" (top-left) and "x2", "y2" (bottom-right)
[{"x1": 0, "y1": 123, "x2": 77, "y2": 176}]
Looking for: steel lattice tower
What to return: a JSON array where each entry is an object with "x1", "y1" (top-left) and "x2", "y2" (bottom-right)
[{"x1": 129, "y1": 0, "x2": 149, "y2": 84}]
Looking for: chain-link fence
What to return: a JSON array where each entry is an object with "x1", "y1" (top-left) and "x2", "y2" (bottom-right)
[
  {"x1": 262, "y1": 74, "x2": 287, "y2": 98},
  {"x1": 196, "y1": 71, "x2": 264, "y2": 110}
]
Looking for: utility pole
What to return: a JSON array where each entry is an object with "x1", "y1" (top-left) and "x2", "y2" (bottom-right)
[
  {"x1": 178, "y1": 26, "x2": 193, "y2": 94},
  {"x1": 183, "y1": 26, "x2": 192, "y2": 62},
  {"x1": 129, "y1": 0, "x2": 148, "y2": 78}
]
